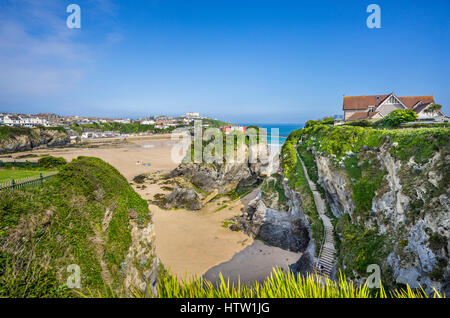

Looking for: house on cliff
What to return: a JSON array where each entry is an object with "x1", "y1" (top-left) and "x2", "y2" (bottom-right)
[{"x1": 343, "y1": 93, "x2": 445, "y2": 121}]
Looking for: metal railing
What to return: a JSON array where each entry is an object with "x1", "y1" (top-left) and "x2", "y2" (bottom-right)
[{"x1": 0, "y1": 172, "x2": 58, "y2": 191}]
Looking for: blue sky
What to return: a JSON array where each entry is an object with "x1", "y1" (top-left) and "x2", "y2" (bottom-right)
[{"x1": 0, "y1": 0, "x2": 449, "y2": 123}]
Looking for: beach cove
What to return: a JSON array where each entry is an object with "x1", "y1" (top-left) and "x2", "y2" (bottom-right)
[{"x1": 5, "y1": 133, "x2": 301, "y2": 283}]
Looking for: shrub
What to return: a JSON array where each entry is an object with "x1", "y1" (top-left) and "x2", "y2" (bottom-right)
[
  {"x1": 321, "y1": 117, "x2": 335, "y2": 125},
  {"x1": 344, "y1": 120, "x2": 372, "y2": 127},
  {"x1": 382, "y1": 110, "x2": 418, "y2": 127},
  {"x1": 424, "y1": 103, "x2": 442, "y2": 115},
  {"x1": 305, "y1": 120, "x2": 321, "y2": 128},
  {"x1": 38, "y1": 156, "x2": 67, "y2": 169},
  {"x1": 0, "y1": 157, "x2": 152, "y2": 297}
]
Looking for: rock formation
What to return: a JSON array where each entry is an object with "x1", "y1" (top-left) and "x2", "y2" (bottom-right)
[{"x1": 0, "y1": 127, "x2": 70, "y2": 154}]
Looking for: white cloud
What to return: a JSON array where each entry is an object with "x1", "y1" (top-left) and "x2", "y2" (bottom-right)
[{"x1": 0, "y1": 0, "x2": 121, "y2": 105}]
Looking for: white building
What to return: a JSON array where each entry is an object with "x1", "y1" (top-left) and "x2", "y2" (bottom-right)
[
  {"x1": 183, "y1": 112, "x2": 200, "y2": 119},
  {"x1": 140, "y1": 119, "x2": 155, "y2": 125},
  {"x1": 114, "y1": 119, "x2": 131, "y2": 124}
]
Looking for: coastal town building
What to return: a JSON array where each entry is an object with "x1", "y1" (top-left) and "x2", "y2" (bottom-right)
[
  {"x1": 140, "y1": 118, "x2": 156, "y2": 125},
  {"x1": 343, "y1": 93, "x2": 445, "y2": 121},
  {"x1": 113, "y1": 118, "x2": 131, "y2": 124},
  {"x1": 183, "y1": 112, "x2": 200, "y2": 119},
  {"x1": 0, "y1": 114, "x2": 51, "y2": 127},
  {"x1": 220, "y1": 126, "x2": 247, "y2": 134}
]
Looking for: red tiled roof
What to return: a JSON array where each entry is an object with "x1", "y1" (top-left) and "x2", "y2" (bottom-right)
[
  {"x1": 368, "y1": 112, "x2": 380, "y2": 119},
  {"x1": 398, "y1": 96, "x2": 435, "y2": 109},
  {"x1": 343, "y1": 94, "x2": 434, "y2": 110},
  {"x1": 343, "y1": 95, "x2": 389, "y2": 110},
  {"x1": 348, "y1": 112, "x2": 370, "y2": 120}
]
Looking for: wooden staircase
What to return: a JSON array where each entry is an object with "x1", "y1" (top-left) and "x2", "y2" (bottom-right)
[
  {"x1": 316, "y1": 224, "x2": 335, "y2": 277},
  {"x1": 297, "y1": 154, "x2": 336, "y2": 278}
]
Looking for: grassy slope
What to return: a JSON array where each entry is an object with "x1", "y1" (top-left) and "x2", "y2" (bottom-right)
[
  {"x1": 0, "y1": 170, "x2": 54, "y2": 183},
  {"x1": 0, "y1": 126, "x2": 67, "y2": 142},
  {"x1": 0, "y1": 126, "x2": 33, "y2": 141},
  {"x1": 0, "y1": 157, "x2": 151, "y2": 297},
  {"x1": 281, "y1": 132, "x2": 324, "y2": 256}
]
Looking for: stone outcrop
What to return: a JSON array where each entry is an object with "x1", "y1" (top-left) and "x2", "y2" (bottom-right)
[
  {"x1": 162, "y1": 186, "x2": 203, "y2": 210},
  {"x1": 235, "y1": 191, "x2": 311, "y2": 253},
  {"x1": 123, "y1": 217, "x2": 159, "y2": 297},
  {"x1": 314, "y1": 142, "x2": 449, "y2": 294},
  {"x1": 168, "y1": 143, "x2": 273, "y2": 195},
  {"x1": 0, "y1": 128, "x2": 70, "y2": 154}
]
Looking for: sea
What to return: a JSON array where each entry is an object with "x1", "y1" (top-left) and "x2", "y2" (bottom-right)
[{"x1": 238, "y1": 123, "x2": 305, "y2": 145}]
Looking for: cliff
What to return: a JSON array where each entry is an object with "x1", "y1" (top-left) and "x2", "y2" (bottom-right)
[
  {"x1": 163, "y1": 136, "x2": 314, "y2": 258},
  {"x1": 0, "y1": 126, "x2": 70, "y2": 154},
  {"x1": 155, "y1": 140, "x2": 274, "y2": 211},
  {"x1": 0, "y1": 157, "x2": 158, "y2": 297},
  {"x1": 283, "y1": 124, "x2": 449, "y2": 294}
]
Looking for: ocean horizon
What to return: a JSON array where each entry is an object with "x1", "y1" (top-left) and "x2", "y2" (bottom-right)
[{"x1": 238, "y1": 123, "x2": 305, "y2": 145}]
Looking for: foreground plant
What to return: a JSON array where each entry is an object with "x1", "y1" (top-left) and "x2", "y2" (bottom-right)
[{"x1": 80, "y1": 268, "x2": 444, "y2": 299}]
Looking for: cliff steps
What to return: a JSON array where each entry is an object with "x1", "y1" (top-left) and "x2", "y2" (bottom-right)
[{"x1": 298, "y1": 154, "x2": 336, "y2": 278}]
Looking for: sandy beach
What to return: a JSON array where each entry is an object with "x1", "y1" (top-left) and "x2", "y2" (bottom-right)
[{"x1": 8, "y1": 135, "x2": 299, "y2": 282}]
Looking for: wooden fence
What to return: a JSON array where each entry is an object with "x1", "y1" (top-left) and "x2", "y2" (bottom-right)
[{"x1": 0, "y1": 172, "x2": 58, "y2": 191}]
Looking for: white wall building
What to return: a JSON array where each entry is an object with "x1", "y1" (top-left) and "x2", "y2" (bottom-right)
[
  {"x1": 183, "y1": 112, "x2": 200, "y2": 119},
  {"x1": 140, "y1": 119, "x2": 155, "y2": 125}
]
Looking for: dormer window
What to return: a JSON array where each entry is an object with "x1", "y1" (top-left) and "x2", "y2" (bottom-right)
[{"x1": 368, "y1": 106, "x2": 375, "y2": 112}]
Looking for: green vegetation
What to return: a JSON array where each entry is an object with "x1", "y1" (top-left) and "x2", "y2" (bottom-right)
[
  {"x1": 342, "y1": 154, "x2": 387, "y2": 219},
  {"x1": 281, "y1": 135, "x2": 323, "y2": 255},
  {"x1": 72, "y1": 122, "x2": 177, "y2": 134},
  {"x1": 261, "y1": 173, "x2": 287, "y2": 209},
  {"x1": 335, "y1": 214, "x2": 390, "y2": 280},
  {"x1": 38, "y1": 156, "x2": 67, "y2": 169},
  {"x1": 0, "y1": 156, "x2": 67, "y2": 184},
  {"x1": 0, "y1": 126, "x2": 68, "y2": 142},
  {"x1": 216, "y1": 205, "x2": 229, "y2": 213},
  {"x1": 200, "y1": 118, "x2": 233, "y2": 129},
  {"x1": 305, "y1": 117, "x2": 334, "y2": 128},
  {"x1": 83, "y1": 268, "x2": 443, "y2": 298},
  {"x1": 295, "y1": 123, "x2": 449, "y2": 163},
  {"x1": 0, "y1": 170, "x2": 52, "y2": 183},
  {"x1": 388, "y1": 127, "x2": 449, "y2": 162},
  {"x1": 282, "y1": 122, "x2": 449, "y2": 290},
  {"x1": 72, "y1": 118, "x2": 233, "y2": 136},
  {"x1": 0, "y1": 157, "x2": 152, "y2": 297},
  {"x1": 381, "y1": 109, "x2": 418, "y2": 127},
  {"x1": 0, "y1": 126, "x2": 33, "y2": 141},
  {"x1": 424, "y1": 103, "x2": 442, "y2": 114}
]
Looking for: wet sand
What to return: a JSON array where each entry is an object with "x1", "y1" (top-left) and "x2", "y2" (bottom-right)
[{"x1": 203, "y1": 240, "x2": 301, "y2": 286}]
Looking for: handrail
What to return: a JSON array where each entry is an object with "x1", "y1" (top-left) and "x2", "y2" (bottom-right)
[{"x1": 0, "y1": 172, "x2": 58, "y2": 191}]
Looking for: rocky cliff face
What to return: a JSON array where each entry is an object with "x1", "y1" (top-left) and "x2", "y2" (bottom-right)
[
  {"x1": 169, "y1": 146, "x2": 272, "y2": 195},
  {"x1": 296, "y1": 126, "x2": 450, "y2": 294},
  {"x1": 234, "y1": 188, "x2": 311, "y2": 253},
  {"x1": 161, "y1": 142, "x2": 273, "y2": 210},
  {"x1": 0, "y1": 128, "x2": 70, "y2": 154},
  {"x1": 123, "y1": 217, "x2": 159, "y2": 296}
]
